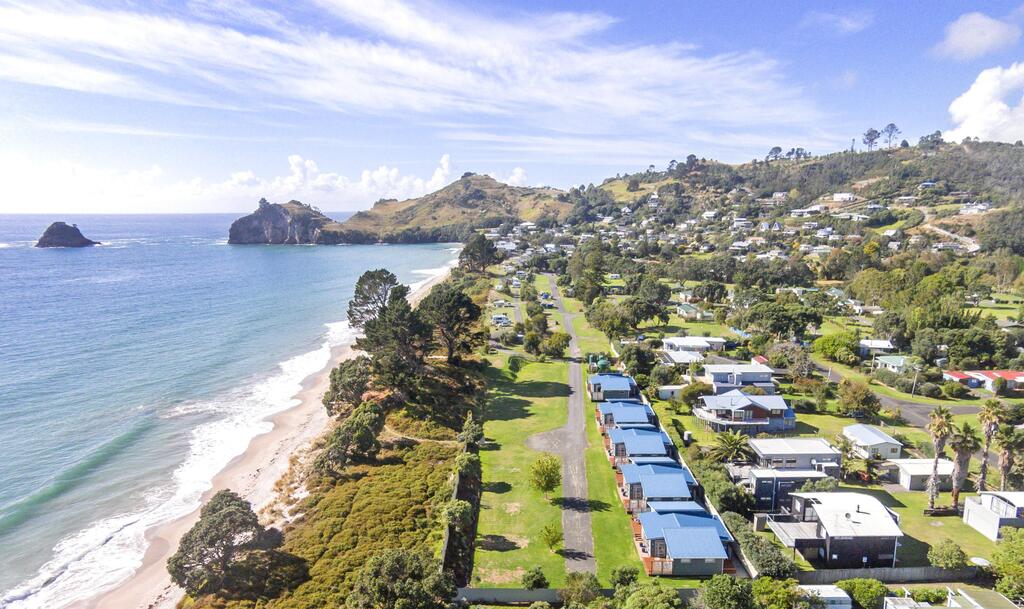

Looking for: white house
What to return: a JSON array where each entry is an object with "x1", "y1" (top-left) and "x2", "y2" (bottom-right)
[
  {"x1": 963, "y1": 492, "x2": 1024, "y2": 540},
  {"x1": 663, "y1": 336, "x2": 726, "y2": 352},
  {"x1": 858, "y1": 339, "x2": 895, "y2": 357},
  {"x1": 888, "y1": 458, "x2": 953, "y2": 491},
  {"x1": 844, "y1": 424, "x2": 902, "y2": 459},
  {"x1": 833, "y1": 192, "x2": 856, "y2": 202}
]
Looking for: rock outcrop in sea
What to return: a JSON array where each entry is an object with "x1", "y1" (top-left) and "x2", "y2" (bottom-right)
[
  {"x1": 35, "y1": 222, "x2": 100, "y2": 248},
  {"x1": 228, "y1": 199, "x2": 343, "y2": 244}
]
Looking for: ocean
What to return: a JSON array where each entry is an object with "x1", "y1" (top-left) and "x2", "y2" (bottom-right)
[{"x1": 0, "y1": 214, "x2": 460, "y2": 608}]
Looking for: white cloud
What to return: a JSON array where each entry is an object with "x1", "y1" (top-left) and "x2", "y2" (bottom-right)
[
  {"x1": 0, "y1": 153, "x2": 458, "y2": 214},
  {"x1": 800, "y1": 11, "x2": 874, "y2": 34},
  {"x1": 0, "y1": 1, "x2": 825, "y2": 146},
  {"x1": 487, "y1": 167, "x2": 529, "y2": 187},
  {"x1": 933, "y1": 12, "x2": 1021, "y2": 60},
  {"x1": 945, "y1": 62, "x2": 1024, "y2": 143}
]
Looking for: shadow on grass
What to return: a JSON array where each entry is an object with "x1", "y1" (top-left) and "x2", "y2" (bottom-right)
[
  {"x1": 477, "y1": 535, "x2": 521, "y2": 552},
  {"x1": 483, "y1": 481, "x2": 512, "y2": 494}
]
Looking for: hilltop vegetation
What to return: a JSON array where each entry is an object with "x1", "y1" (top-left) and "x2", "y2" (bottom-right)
[{"x1": 338, "y1": 173, "x2": 571, "y2": 242}]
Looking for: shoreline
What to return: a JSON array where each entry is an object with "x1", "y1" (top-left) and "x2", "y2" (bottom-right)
[{"x1": 84, "y1": 266, "x2": 453, "y2": 609}]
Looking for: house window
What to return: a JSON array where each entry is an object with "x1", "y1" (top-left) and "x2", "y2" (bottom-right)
[{"x1": 785, "y1": 459, "x2": 797, "y2": 466}]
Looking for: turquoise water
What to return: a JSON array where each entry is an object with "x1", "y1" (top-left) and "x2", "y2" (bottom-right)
[{"x1": 0, "y1": 215, "x2": 458, "y2": 608}]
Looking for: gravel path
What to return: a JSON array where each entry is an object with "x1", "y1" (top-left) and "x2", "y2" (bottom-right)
[{"x1": 524, "y1": 274, "x2": 595, "y2": 573}]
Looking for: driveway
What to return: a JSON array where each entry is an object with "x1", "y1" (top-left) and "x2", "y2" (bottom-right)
[{"x1": 524, "y1": 275, "x2": 595, "y2": 573}]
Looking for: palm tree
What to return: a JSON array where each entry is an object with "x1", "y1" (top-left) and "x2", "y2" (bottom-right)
[
  {"x1": 863, "y1": 456, "x2": 881, "y2": 484},
  {"x1": 977, "y1": 399, "x2": 1004, "y2": 492},
  {"x1": 707, "y1": 430, "x2": 755, "y2": 463},
  {"x1": 994, "y1": 425, "x2": 1023, "y2": 491},
  {"x1": 832, "y1": 433, "x2": 857, "y2": 481},
  {"x1": 948, "y1": 422, "x2": 982, "y2": 510},
  {"x1": 927, "y1": 406, "x2": 954, "y2": 510}
]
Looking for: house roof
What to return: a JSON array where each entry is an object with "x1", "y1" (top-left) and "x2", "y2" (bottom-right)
[
  {"x1": 629, "y1": 456, "x2": 678, "y2": 466},
  {"x1": 598, "y1": 401, "x2": 655, "y2": 417},
  {"x1": 639, "y1": 473, "x2": 693, "y2": 499},
  {"x1": 943, "y1": 371, "x2": 970, "y2": 380},
  {"x1": 791, "y1": 492, "x2": 903, "y2": 538},
  {"x1": 983, "y1": 492, "x2": 1024, "y2": 507},
  {"x1": 875, "y1": 355, "x2": 908, "y2": 367},
  {"x1": 704, "y1": 363, "x2": 773, "y2": 375},
  {"x1": 799, "y1": 586, "x2": 851, "y2": 601},
  {"x1": 663, "y1": 336, "x2": 726, "y2": 349},
  {"x1": 661, "y1": 350, "x2": 704, "y2": 364},
  {"x1": 700, "y1": 390, "x2": 792, "y2": 414},
  {"x1": 888, "y1": 458, "x2": 953, "y2": 476},
  {"x1": 750, "y1": 438, "x2": 840, "y2": 457},
  {"x1": 609, "y1": 428, "x2": 670, "y2": 456},
  {"x1": 749, "y1": 468, "x2": 829, "y2": 480},
  {"x1": 621, "y1": 463, "x2": 678, "y2": 484},
  {"x1": 844, "y1": 424, "x2": 902, "y2": 448},
  {"x1": 647, "y1": 501, "x2": 710, "y2": 514},
  {"x1": 598, "y1": 403, "x2": 654, "y2": 424},
  {"x1": 664, "y1": 527, "x2": 729, "y2": 559},
  {"x1": 637, "y1": 510, "x2": 732, "y2": 543},
  {"x1": 588, "y1": 374, "x2": 636, "y2": 391},
  {"x1": 859, "y1": 339, "x2": 895, "y2": 349}
]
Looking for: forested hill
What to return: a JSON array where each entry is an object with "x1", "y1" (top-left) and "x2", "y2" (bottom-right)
[{"x1": 337, "y1": 173, "x2": 572, "y2": 242}]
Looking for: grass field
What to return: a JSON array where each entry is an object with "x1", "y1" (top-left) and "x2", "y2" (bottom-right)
[{"x1": 474, "y1": 353, "x2": 571, "y2": 587}]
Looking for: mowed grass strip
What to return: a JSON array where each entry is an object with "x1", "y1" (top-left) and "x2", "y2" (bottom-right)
[{"x1": 474, "y1": 353, "x2": 570, "y2": 587}]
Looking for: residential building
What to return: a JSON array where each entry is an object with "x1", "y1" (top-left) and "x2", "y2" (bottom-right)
[
  {"x1": 767, "y1": 492, "x2": 903, "y2": 567},
  {"x1": 694, "y1": 390, "x2": 796, "y2": 434},
  {"x1": 874, "y1": 355, "x2": 910, "y2": 374},
  {"x1": 635, "y1": 510, "x2": 732, "y2": 576},
  {"x1": 833, "y1": 193, "x2": 856, "y2": 202},
  {"x1": 887, "y1": 458, "x2": 953, "y2": 491},
  {"x1": 587, "y1": 373, "x2": 641, "y2": 402},
  {"x1": 748, "y1": 468, "x2": 831, "y2": 512},
  {"x1": 963, "y1": 491, "x2": 1024, "y2": 541},
  {"x1": 606, "y1": 428, "x2": 675, "y2": 465},
  {"x1": 676, "y1": 302, "x2": 713, "y2": 321},
  {"x1": 699, "y1": 363, "x2": 775, "y2": 394},
  {"x1": 618, "y1": 463, "x2": 700, "y2": 511},
  {"x1": 843, "y1": 424, "x2": 903, "y2": 459},
  {"x1": 748, "y1": 438, "x2": 842, "y2": 474},
  {"x1": 663, "y1": 336, "x2": 727, "y2": 352},
  {"x1": 946, "y1": 370, "x2": 1024, "y2": 393},
  {"x1": 658, "y1": 349, "x2": 704, "y2": 366},
  {"x1": 858, "y1": 339, "x2": 895, "y2": 357},
  {"x1": 596, "y1": 402, "x2": 657, "y2": 433}
]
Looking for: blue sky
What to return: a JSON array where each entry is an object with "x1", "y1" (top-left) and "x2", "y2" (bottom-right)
[{"x1": 1, "y1": 0, "x2": 1023, "y2": 213}]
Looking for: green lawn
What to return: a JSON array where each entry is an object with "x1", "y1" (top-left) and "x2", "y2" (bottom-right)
[
  {"x1": 969, "y1": 292, "x2": 1023, "y2": 320},
  {"x1": 639, "y1": 314, "x2": 735, "y2": 340},
  {"x1": 474, "y1": 353, "x2": 571, "y2": 587}
]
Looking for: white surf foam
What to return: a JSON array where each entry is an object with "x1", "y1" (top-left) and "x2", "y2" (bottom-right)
[{"x1": 0, "y1": 319, "x2": 358, "y2": 609}]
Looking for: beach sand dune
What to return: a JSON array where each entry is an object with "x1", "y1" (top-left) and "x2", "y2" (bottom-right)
[{"x1": 84, "y1": 270, "x2": 451, "y2": 609}]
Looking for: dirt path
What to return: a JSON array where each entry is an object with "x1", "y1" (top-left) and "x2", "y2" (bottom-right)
[{"x1": 524, "y1": 275, "x2": 595, "y2": 573}]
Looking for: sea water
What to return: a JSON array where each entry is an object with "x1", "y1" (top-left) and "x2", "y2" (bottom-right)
[{"x1": 0, "y1": 214, "x2": 459, "y2": 608}]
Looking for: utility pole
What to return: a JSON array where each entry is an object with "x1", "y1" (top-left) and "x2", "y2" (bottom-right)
[{"x1": 910, "y1": 366, "x2": 921, "y2": 396}]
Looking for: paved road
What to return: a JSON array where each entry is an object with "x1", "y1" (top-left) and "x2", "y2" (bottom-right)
[{"x1": 524, "y1": 275, "x2": 595, "y2": 573}]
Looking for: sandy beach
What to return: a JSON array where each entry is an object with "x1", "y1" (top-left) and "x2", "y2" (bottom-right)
[{"x1": 86, "y1": 269, "x2": 452, "y2": 609}]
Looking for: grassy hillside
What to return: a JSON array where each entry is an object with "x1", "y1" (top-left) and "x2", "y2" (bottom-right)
[{"x1": 336, "y1": 173, "x2": 571, "y2": 242}]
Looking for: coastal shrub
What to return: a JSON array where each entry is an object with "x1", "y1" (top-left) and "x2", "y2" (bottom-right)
[
  {"x1": 275, "y1": 442, "x2": 459, "y2": 607},
  {"x1": 720, "y1": 511, "x2": 796, "y2": 579},
  {"x1": 323, "y1": 355, "x2": 372, "y2": 417},
  {"x1": 699, "y1": 574, "x2": 755, "y2": 609},
  {"x1": 918, "y1": 382, "x2": 941, "y2": 398},
  {"x1": 347, "y1": 549, "x2": 455, "y2": 609},
  {"x1": 522, "y1": 567, "x2": 549, "y2": 590},
  {"x1": 561, "y1": 572, "x2": 601, "y2": 606},
  {"x1": 943, "y1": 380, "x2": 969, "y2": 399},
  {"x1": 910, "y1": 588, "x2": 948, "y2": 604},
  {"x1": 609, "y1": 565, "x2": 640, "y2": 588},
  {"x1": 928, "y1": 538, "x2": 968, "y2": 569},
  {"x1": 835, "y1": 578, "x2": 887, "y2": 609}
]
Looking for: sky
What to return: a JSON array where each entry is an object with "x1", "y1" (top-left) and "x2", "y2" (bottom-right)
[{"x1": 1, "y1": 1, "x2": 1024, "y2": 214}]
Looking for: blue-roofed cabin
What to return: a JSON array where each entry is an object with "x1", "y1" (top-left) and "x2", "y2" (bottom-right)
[
  {"x1": 635, "y1": 510, "x2": 732, "y2": 576},
  {"x1": 587, "y1": 373, "x2": 641, "y2": 402},
  {"x1": 606, "y1": 428, "x2": 676, "y2": 466},
  {"x1": 596, "y1": 401, "x2": 657, "y2": 433},
  {"x1": 618, "y1": 463, "x2": 701, "y2": 511}
]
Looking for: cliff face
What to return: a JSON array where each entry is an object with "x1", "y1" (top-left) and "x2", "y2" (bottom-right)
[
  {"x1": 228, "y1": 199, "x2": 343, "y2": 244},
  {"x1": 35, "y1": 222, "x2": 100, "y2": 248}
]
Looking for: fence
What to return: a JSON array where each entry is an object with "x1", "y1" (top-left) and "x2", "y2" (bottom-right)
[{"x1": 794, "y1": 566, "x2": 978, "y2": 585}]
